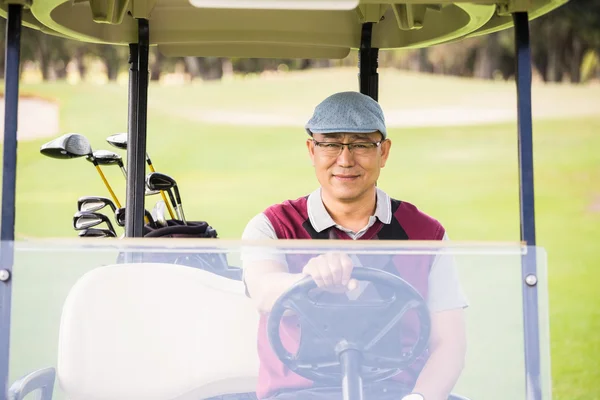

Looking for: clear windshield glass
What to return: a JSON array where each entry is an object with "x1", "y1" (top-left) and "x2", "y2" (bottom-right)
[{"x1": 6, "y1": 239, "x2": 551, "y2": 400}]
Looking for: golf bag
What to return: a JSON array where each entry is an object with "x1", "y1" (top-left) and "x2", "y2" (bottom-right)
[
  {"x1": 116, "y1": 219, "x2": 243, "y2": 281},
  {"x1": 142, "y1": 219, "x2": 218, "y2": 238}
]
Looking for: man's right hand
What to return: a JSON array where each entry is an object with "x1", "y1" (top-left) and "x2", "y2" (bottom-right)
[
  {"x1": 243, "y1": 253, "x2": 359, "y2": 313},
  {"x1": 302, "y1": 252, "x2": 359, "y2": 293}
]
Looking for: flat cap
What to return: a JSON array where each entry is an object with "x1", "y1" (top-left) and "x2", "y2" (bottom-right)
[{"x1": 305, "y1": 91, "x2": 386, "y2": 139}]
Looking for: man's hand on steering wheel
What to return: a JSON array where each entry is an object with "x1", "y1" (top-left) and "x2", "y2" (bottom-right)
[{"x1": 302, "y1": 252, "x2": 359, "y2": 294}]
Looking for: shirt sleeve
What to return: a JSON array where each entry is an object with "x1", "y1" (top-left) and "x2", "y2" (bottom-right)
[
  {"x1": 240, "y1": 212, "x2": 288, "y2": 266},
  {"x1": 426, "y1": 232, "x2": 469, "y2": 312},
  {"x1": 241, "y1": 212, "x2": 277, "y2": 240}
]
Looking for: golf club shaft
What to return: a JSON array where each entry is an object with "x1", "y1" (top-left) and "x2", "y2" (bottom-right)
[
  {"x1": 165, "y1": 188, "x2": 181, "y2": 220},
  {"x1": 116, "y1": 164, "x2": 151, "y2": 226},
  {"x1": 147, "y1": 159, "x2": 176, "y2": 220},
  {"x1": 177, "y1": 205, "x2": 187, "y2": 224},
  {"x1": 173, "y1": 185, "x2": 187, "y2": 225},
  {"x1": 104, "y1": 220, "x2": 117, "y2": 236},
  {"x1": 94, "y1": 165, "x2": 122, "y2": 208}
]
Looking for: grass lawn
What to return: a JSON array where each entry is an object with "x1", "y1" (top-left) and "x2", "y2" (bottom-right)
[{"x1": 1, "y1": 68, "x2": 599, "y2": 399}]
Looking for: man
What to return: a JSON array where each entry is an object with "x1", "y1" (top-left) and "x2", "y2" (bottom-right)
[{"x1": 242, "y1": 91, "x2": 468, "y2": 400}]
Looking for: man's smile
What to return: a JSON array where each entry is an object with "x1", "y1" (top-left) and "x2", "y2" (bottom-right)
[{"x1": 333, "y1": 174, "x2": 360, "y2": 182}]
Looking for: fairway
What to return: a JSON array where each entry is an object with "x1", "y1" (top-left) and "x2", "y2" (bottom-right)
[{"x1": 2, "y1": 67, "x2": 599, "y2": 399}]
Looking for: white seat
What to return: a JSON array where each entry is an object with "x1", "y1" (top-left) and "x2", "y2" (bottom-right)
[{"x1": 57, "y1": 263, "x2": 260, "y2": 400}]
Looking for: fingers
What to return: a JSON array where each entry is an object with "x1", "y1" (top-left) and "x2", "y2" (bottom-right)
[
  {"x1": 302, "y1": 257, "x2": 327, "y2": 288},
  {"x1": 303, "y1": 252, "x2": 355, "y2": 292},
  {"x1": 327, "y1": 254, "x2": 343, "y2": 286},
  {"x1": 337, "y1": 253, "x2": 353, "y2": 286}
]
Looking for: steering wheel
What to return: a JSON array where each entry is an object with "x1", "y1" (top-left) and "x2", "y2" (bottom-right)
[{"x1": 267, "y1": 267, "x2": 431, "y2": 385}]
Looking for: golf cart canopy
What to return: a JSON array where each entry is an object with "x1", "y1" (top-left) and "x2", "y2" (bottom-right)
[{"x1": 1, "y1": 0, "x2": 567, "y2": 58}]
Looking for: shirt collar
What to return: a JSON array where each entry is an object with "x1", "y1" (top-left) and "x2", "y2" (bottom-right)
[{"x1": 307, "y1": 187, "x2": 392, "y2": 233}]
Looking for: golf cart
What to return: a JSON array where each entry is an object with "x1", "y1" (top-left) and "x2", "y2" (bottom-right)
[{"x1": 0, "y1": 1, "x2": 562, "y2": 400}]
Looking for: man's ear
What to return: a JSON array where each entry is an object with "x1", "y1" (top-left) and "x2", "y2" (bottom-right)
[
  {"x1": 306, "y1": 138, "x2": 316, "y2": 165},
  {"x1": 380, "y1": 138, "x2": 392, "y2": 168}
]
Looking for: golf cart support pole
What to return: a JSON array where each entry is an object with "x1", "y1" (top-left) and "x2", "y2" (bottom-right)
[
  {"x1": 359, "y1": 23, "x2": 378, "y2": 101},
  {"x1": 513, "y1": 12, "x2": 542, "y2": 400},
  {"x1": 0, "y1": 3, "x2": 23, "y2": 397},
  {"x1": 125, "y1": 19, "x2": 150, "y2": 238}
]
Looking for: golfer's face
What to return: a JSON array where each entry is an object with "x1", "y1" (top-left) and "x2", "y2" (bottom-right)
[{"x1": 307, "y1": 132, "x2": 390, "y2": 202}]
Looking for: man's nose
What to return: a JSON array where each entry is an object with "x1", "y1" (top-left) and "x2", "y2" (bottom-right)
[{"x1": 336, "y1": 145, "x2": 355, "y2": 167}]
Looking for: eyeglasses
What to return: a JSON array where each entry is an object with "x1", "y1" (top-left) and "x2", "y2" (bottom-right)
[{"x1": 312, "y1": 139, "x2": 382, "y2": 156}]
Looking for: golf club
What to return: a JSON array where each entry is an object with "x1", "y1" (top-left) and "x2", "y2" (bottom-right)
[
  {"x1": 115, "y1": 207, "x2": 157, "y2": 229},
  {"x1": 152, "y1": 200, "x2": 168, "y2": 228},
  {"x1": 83, "y1": 148, "x2": 151, "y2": 224},
  {"x1": 145, "y1": 172, "x2": 187, "y2": 224},
  {"x1": 41, "y1": 133, "x2": 122, "y2": 208},
  {"x1": 78, "y1": 228, "x2": 117, "y2": 238},
  {"x1": 87, "y1": 149, "x2": 127, "y2": 178},
  {"x1": 107, "y1": 132, "x2": 176, "y2": 219},
  {"x1": 77, "y1": 196, "x2": 116, "y2": 213},
  {"x1": 73, "y1": 210, "x2": 116, "y2": 236},
  {"x1": 149, "y1": 181, "x2": 178, "y2": 220},
  {"x1": 88, "y1": 147, "x2": 159, "y2": 197}
]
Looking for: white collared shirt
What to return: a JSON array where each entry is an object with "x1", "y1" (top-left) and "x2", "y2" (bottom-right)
[{"x1": 307, "y1": 187, "x2": 391, "y2": 239}]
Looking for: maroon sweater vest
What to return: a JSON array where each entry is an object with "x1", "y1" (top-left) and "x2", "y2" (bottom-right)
[{"x1": 254, "y1": 195, "x2": 445, "y2": 399}]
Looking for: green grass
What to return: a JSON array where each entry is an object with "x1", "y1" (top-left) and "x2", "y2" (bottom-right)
[{"x1": 2, "y1": 68, "x2": 599, "y2": 399}]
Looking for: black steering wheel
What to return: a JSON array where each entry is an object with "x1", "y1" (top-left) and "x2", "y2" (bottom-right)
[{"x1": 267, "y1": 267, "x2": 431, "y2": 385}]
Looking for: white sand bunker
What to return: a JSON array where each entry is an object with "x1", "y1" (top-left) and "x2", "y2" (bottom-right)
[{"x1": 0, "y1": 95, "x2": 60, "y2": 141}]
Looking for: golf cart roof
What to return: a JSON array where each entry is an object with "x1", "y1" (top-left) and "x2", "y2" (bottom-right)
[{"x1": 1, "y1": 0, "x2": 567, "y2": 59}]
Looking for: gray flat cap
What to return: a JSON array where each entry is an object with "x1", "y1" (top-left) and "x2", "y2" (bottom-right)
[{"x1": 305, "y1": 91, "x2": 387, "y2": 139}]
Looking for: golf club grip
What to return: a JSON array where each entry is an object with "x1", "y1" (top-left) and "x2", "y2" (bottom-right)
[
  {"x1": 146, "y1": 160, "x2": 176, "y2": 219},
  {"x1": 94, "y1": 165, "x2": 122, "y2": 208}
]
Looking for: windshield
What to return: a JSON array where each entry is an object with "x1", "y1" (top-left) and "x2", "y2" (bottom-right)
[{"x1": 5, "y1": 239, "x2": 551, "y2": 400}]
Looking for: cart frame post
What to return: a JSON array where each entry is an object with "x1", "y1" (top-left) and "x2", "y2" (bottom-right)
[
  {"x1": 0, "y1": 3, "x2": 23, "y2": 397},
  {"x1": 513, "y1": 11, "x2": 542, "y2": 400},
  {"x1": 125, "y1": 18, "x2": 150, "y2": 238},
  {"x1": 359, "y1": 22, "x2": 379, "y2": 101}
]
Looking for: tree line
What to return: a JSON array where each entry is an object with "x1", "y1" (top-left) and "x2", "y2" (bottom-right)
[{"x1": 0, "y1": 0, "x2": 597, "y2": 84}]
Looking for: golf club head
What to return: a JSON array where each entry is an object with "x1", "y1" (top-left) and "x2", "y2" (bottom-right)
[
  {"x1": 77, "y1": 196, "x2": 116, "y2": 213},
  {"x1": 145, "y1": 188, "x2": 160, "y2": 196},
  {"x1": 107, "y1": 132, "x2": 152, "y2": 165},
  {"x1": 86, "y1": 150, "x2": 123, "y2": 166},
  {"x1": 146, "y1": 172, "x2": 176, "y2": 191},
  {"x1": 78, "y1": 228, "x2": 117, "y2": 238},
  {"x1": 152, "y1": 201, "x2": 168, "y2": 227},
  {"x1": 73, "y1": 211, "x2": 116, "y2": 233},
  {"x1": 40, "y1": 133, "x2": 92, "y2": 159},
  {"x1": 115, "y1": 207, "x2": 125, "y2": 227},
  {"x1": 146, "y1": 172, "x2": 178, "y2": 215},
  {"x1": 115, "y1": 207, "x2": 157, "y2": 228},
  {"x1": 106, "y1": 132, "x2": 128, "y2": 150},
  {"x1": 146, "y1": 172, "x2": 187, "y2": 224}
]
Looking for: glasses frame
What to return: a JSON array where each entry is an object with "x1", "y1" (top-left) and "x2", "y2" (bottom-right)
[{"x1": 312, "y1": 139, "x2": 383, "y2": 156}]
